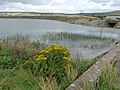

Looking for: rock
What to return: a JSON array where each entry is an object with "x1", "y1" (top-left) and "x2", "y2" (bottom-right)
[
  {"x1": 71, "y1": 19, "x2": 91, "y2": 25},
  {"x1": 114, "y1": 22, "x2": 120, "y2": 29},
  {"x1": 86, "y1": 20, "x2": 110, "y2": 27}
]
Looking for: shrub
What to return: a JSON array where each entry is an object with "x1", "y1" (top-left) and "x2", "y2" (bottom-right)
[
  {"x1": 23, "y1": 44, "x2": 72, "y2": 83},
  {"x1": 0, "y1": 48, "x2": 22, "y2": 69}
]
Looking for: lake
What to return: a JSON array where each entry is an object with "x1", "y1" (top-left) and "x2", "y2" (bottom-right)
[{"x1": 0, "y1": 19, "x2": 120, "y2": 58}]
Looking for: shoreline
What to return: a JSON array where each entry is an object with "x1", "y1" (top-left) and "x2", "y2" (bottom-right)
[{"x1": 0, "y1": 12, "x2": 120, "y2": 29}]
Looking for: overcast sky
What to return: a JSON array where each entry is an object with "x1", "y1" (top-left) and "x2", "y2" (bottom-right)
[{"x1": 0, "y1": 0, "x2": 119, "y2": 13}]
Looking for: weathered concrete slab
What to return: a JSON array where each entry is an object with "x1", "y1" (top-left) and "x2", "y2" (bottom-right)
[
  {"x1": 66, "y1": 43, "x2": 120, "y2": 90},
  {"x1": 116, "y1": 59, "x2": 120, "y2": 71},
  {"x1": 114, "y1": 22, "x2": 120, "y2": 29}
]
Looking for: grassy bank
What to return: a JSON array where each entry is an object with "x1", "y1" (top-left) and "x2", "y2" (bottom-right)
[
  {"x1": 0, "y1": 59, "x2": 96, "y2": 90},
  {"x1": 0, "y1": 35, "x2": 97, "y2": 90},
  {"x1": 95, "y1": 65, "x2": 120, "y2": 90},
  {"x1": 83, "y1": 64, "x2": 120, "y2": 90},
  {"x1": 0, "y1": 12, "x2": 100, "y2": 22},
  {"x1": 0, "y1": 34, "x2": 118, "y2": 90}
]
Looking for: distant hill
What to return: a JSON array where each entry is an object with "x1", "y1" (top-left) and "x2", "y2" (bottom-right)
[
  {"x1": 106, "y1": 10, "x2": 120, "y2": 15},
  {"x1": 79, "y1": 10, "x2": 120, "y2": 17}
]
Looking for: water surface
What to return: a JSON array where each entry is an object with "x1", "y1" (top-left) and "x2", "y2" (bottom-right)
[{"x1": 0, "y1": 19, "x2": 120, "y2": 58}]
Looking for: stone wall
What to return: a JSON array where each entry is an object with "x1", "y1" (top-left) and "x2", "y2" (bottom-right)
[{"x1": 66, "y1": 43, "x2": 120, "y2": 90}]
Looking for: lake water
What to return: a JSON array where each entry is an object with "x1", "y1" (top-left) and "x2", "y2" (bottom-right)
[{"x1": 0, "y1": 19, "x2": 120, "y2": 58}]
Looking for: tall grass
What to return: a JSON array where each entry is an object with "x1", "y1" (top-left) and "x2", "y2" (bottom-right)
[
  {"x1": 36, "y1": 32, "x2": 115, "y2": 50},
  {"x1": 0, "y1": 35, "x2": 97, "y2": 90},
  {"x1": 83, "y1": 64, "x2": 120, "y2": 90},
  {"x1": 0, "y1": 59, "x2": 96, "y2": 90},
  {"x1": 95, "y1": 65, "x2": 120, "y2": 90},
  {"x1": 0, "y1": 34, "x2": 117, "y2": 90}
]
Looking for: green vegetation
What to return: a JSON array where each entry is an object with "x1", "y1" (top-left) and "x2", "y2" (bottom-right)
[
  {"x1": 83, "y1": 64, "x2": 120, "y2": 90},
  {"x1": 0, "y1": 34, "x2": 118, "y2": 90},
  {"x1": 95, "y1": 65, "x2": 120, "y2": 90},
  {"x1": 0, "y1": 35, "x2": 97, "y2": 90}
]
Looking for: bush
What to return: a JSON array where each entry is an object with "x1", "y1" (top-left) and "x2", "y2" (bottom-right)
[
  {"x1": 23, "y1": 44, "x2": 72, "y2": 83},
  {"x1": 0, "y1": 48, "x2": 22, "y2": 69}
]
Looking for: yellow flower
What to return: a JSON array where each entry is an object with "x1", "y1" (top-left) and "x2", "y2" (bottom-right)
[
  {"x1": 36, "y1": 58, "x2": 40, "y2": 61},
  {"x1": 63, "y1": 51, "x2": 68, "y2": 55},
  {"x1": 33, "y1": 54, "x2": 47, "y2": 61},
  {"x1": 63, "y1": 50, "x2": 70, "y2": 55},
  {"x1": 60, "y1": 46, "x2": 65, "y2": 49},
  {"x1": 42, "y1": 57, "x2": 47, "y2": 60},
  {"x1": 33, "y1": 44, "x2": 71, "y2": 62},
  {"x1": 40, "y1": 50, "x2": 46, "y2": 53},
  {"x1": 54, "y1": 47, "x2": 62, "y2": 51},
  {"x1": 50, "y1": 44, "x2": 57, "y2": 48},
  {"x1": 38, "y1": 55, "x2": 44, "y2": 57},
  {"x1": 63, "y1": 57, "x2": 71, "y2": 61},
  {"x1": 63, "y1": 57, "x2": 68, "y2": 60}
]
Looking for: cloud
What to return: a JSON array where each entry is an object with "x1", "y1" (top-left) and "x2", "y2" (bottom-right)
[
  {"x1": 90, "y1": 0, "x2": 111, "y2": 3},
  {"x1": 0, "y1": 0, "x2": 76, "y2": 13},
  {"x1": 0, "y1": 0, "x2": 72, "y2": 5},
  {"x1": 0, "y1": 0, "x2": 119, "y2": 13},
  {"x1": 112, "y1": 0, "x2": 120, "y2": 6},
  {"x1": 0, "y1": 1, "x2": 76, "y2": 13},
  {"x1": 0, "y1": 0, "x2": 53, "y2": 6},
  {"x1": 52, "y1": 0, "x2": 72, "y2": 5}
]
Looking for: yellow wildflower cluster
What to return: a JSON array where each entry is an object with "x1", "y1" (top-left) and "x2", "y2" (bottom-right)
[
  {"x1": 24, "y1": 44, "x2": 73, "y2": 78},
  {"x1": 63, "y1": 57, "x2": 71, "y2": 61},
  {"x1": 40, "y1": 44, "x2": 70, "y2": 55},
  {"x1": 33, "y1": 55, "x2": 47, "y2": 61},
  {"x1": 33, "y1": 44, "x2": 71, "y2": 62}
]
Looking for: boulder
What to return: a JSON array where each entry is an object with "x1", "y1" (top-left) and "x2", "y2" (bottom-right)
[
  {"x1": 72, "y1": 19, "x2": 91, "y2": 25},
  {"x1": 86, "y1": 20, "x2": 110, "y2": 27}
]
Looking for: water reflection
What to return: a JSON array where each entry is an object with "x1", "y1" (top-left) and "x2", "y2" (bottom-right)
[{"x1": 0, "y1": 19, "x2": 119, "y2": 58}]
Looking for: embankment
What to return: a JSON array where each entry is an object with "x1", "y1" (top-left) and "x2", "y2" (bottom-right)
[
  {"x1": 66, "y1": 43, "x2": 120, "y2": 90},
  {"x1": 0, "y1": 12, "x2": 120, "y2": 29}
]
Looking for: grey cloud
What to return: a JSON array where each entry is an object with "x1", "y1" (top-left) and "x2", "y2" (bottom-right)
[
  {"x1": 90, "y1": 0, "x2": 111, "y2": 3},
  {"x1": 112, "y1": 0, "x2": 120, "y2": 6},
  {"x1": 0, "y1": 0, "x2": 52, "y2": 5},
  {"x1": 0, "y1": 1, "x2": 8, "y2": 4},
  {"x1": 101, "y1": 3, "x2": 107, "y2": 6}
]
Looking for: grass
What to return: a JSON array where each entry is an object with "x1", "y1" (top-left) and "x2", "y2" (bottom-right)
[
  {"x1": 95, "y1": 65, "x2": 120, "y2": 90},
  {"x1": 0, "y1": 35, "x2": 97, "y2": 90},
  {"x1": 2, "y1": 59, "x2": 120, "y2": 90},
  {"x1": 37, "y1": 32, "x2": 115, "y2": 50},
  {"x1": 0, "y1": 34, "x2": 117, "y2": 90},
  {"x1": 0, "y1": 68, "x2": 41, "y2": 90},
  {"x1": 83, "y1": 64, "x2": 120, "y2": 90},
  {"x1": 0, "y1": 59, "x2": 96, "y2": 90}
]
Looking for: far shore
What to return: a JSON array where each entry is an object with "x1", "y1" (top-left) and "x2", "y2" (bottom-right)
[{"x1": 0, "y1": 12, "x2": 120, "y2": 29}]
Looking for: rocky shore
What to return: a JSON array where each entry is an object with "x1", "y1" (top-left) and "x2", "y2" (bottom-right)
[
  {"x1": 0, "y1": 12, "x2": 120, "y2": 29},
  {"x1": 71, "y1": 19, "x2": 120, "y2": 29}
]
